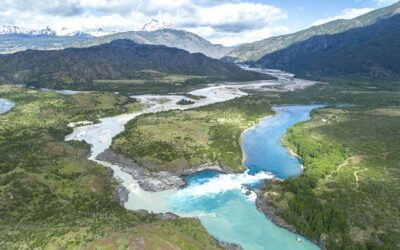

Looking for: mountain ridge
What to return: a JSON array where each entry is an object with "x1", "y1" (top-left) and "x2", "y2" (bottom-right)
[
  {"x1": 0, "y1": 39, "x2": 265, "y2": 91},
  {"x1": 75, "y1": 29, "x2": 233, "y2": 59},
  {"x1": 228, "y1": 1, "x2": 400, "y2": 61},
  {"x1": 255, "y1": 14, "x2": 400, "y2": 81}
]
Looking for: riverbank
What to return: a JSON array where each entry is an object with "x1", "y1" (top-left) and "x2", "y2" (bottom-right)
[
  {"x1": 64, "y1": 70, "x2": 324, "y2": 249},
  {"x1": 255, "y1": 191, "x2": 326, "y2": 249},
  {"x1": 239, "y1": 115, "x2": 274, "y2": 165},
  {"x1": 110, "y1": 107, "x2": 323, "y2": 248},
  {"x1": 106, "y1": 104, "x2": 321, "y2": 249}
]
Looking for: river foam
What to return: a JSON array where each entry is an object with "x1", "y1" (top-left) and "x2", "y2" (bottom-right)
[{"x1": 175, "y1": 170, "x2": 273, "y2": 200}]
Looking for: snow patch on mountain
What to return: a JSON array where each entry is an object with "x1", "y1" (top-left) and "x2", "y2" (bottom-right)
[
  {"x1": 0, "y1": 25, "x2": 114, "y2": 37},
  {"x1": 142, "y1": 19, "x2": 176, "y2": 32}
]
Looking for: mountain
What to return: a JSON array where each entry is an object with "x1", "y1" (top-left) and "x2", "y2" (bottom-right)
[
  {"x1": 75, "y1": 21, "x2": 233, "y2": 59},
  {"x1": 0, "y1": 21, "x2": 232, "y2": 59},
  {"x1": 255, "y1": 14, "x2": 400, "y2": 81},
  {"x1": 0, "y1": 39, "x2": 266, "y2": 91},
  {"x1": 228, "y1": 1, "x2": 400, "y2": 61}
]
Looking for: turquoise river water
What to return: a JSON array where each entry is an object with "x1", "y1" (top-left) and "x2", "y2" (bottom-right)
[{"x1": 66, "y1": 94, "x2": 323, "y2": 249}]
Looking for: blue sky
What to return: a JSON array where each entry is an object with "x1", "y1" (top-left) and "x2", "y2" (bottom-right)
[
  {"x1": 255, "y1": 0, "x2": 396, "y2": 30},
  {"x1": 0, "y1": 0, "x2": 398, "y2": 45}
]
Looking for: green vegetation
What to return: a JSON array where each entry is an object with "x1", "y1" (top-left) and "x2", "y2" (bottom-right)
[
  {"x1": 177, "y1": 99, "x2": 195, "y2": 105},
  {"x1": 112, "y1": 96, "x2": 274, "y2": 173},
  {"x1": 89, "y1": 71, "x2": 218, "y2": 95},
  {"x1": 84, "y1": 219, "x2": 222, "y2": 250},
  {"x1": 0, "y1": 85, "x2": 222, "y2": 249}
]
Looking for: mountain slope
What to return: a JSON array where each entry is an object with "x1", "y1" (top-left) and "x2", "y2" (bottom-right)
[
  {"x1": 75, "y1": 29, "x2": 233, "y2": 59},
  {"x1": 255, "y1": 14, "x2": 400, "y2": 80},
  {"x1": 0, "y1": 39, "x2": 265, "y2": 91},
  {"x1": 228, "y1": 1, "x2": 400, "y2": 61}
]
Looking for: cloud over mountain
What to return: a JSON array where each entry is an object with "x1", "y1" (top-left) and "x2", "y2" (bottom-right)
[{"x1": 0, "y1": 0, "x2": 288, "y2": 46}]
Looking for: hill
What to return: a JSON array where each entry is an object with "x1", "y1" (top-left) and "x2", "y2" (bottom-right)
[
  {"x1": 76, "y1": 29, "x2": 233, "y2": 59},
  {"x1": 228, "y1": 1, "x2": 400, "y2": 61},
  {"x1": 255, "y1": 14, "x2": 400, "y2": 81},
  {"x1": 0, "y1": 39, "x2": 266, "y2": 92}
]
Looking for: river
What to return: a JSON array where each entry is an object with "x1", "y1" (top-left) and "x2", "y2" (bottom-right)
[{"x1": 65, "y1": 75, "x2": 321, "y2": 249}]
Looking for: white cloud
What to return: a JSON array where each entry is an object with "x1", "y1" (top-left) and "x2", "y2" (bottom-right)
[
  {"x1": 373, "y1": 0, "x2": 398, "y2": 6},
  {"x1": 311, "y1": 8, "x2": 373, "y2": 26},
  {"x1": 0, "y1": 0, "x2": 289, "y2": 46},
  {"x1": 187, "y1": 26, "x2": 290, "y2": 46},
  {"x1": 192, "y1": 3, "x2": 286, "y2": 31}
]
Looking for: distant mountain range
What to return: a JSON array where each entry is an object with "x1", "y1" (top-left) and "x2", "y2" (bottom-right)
[
  {"x1": 228, "y1": 1, "x2": 400, "y2": 62},
  {"x1": 0, "y1": 20, "x2": 232, "y2": 59},
  {"x1": 255, "y1": 14, "x2": 400, "y2": 81},
  {"x1": 0, "y1": 25, "x2": 112, "y2": 54},
  {"x1": 0, "y1": 25, "x2": 112, "y2": 38},
  {"x1": 0, "y1": 39, "x2": 264, "y2": 91}
]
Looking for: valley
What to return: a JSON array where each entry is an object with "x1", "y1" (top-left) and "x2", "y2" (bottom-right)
[
  {"x1": 1, "y1": 1, "x2": 400, "y2": 249},
  {"x1": 1, "y1": 63, "x2": 399, "y2": 249},
  {"x1": 62, "y1": 68, "x2": 400, "y2": 249}
]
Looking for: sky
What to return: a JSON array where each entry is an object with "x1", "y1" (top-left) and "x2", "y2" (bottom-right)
[{"x1": 0, "y1": 0, "x2": 398, "y2": 46}]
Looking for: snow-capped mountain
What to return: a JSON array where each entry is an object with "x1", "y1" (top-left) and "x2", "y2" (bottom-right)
[
  {"x1": 0, "y1": 25, "x2": 28, "y2": 35},
  {"x1": 29, "y1": 27, "x2": 56, "y2": 36},
  {"x1": 141, "y1": 19, "x2": 176, "y2": 32},
  {"x1": 0, "y1": 25, "x2": 113, "y2": 37},
  {"x1": 55, "y1": 27, "x2": 113, "y2": 37}
]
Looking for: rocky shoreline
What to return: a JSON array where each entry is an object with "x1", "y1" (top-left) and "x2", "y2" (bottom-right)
[{"x1": 97, "y1": 149, "x2": 229, "y2": 192}]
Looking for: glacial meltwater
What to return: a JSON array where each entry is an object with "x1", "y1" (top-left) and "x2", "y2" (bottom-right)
[{"x1": 66, "y1": 80, "x2": 322, "y2": 249}]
